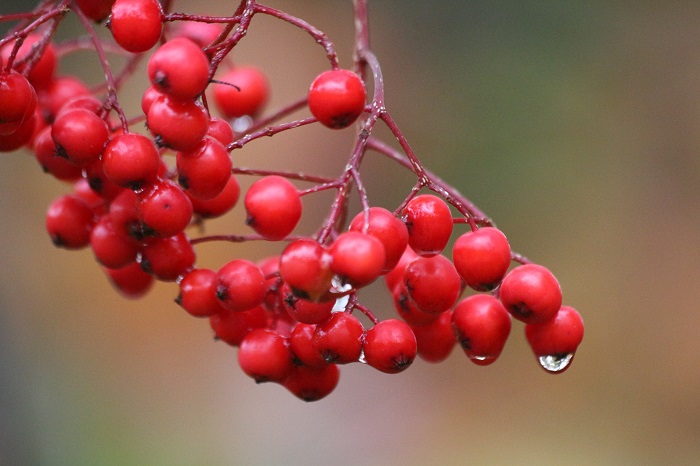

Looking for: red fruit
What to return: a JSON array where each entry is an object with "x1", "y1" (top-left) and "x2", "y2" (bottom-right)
[
  {"x1": 45, "y1": 194, "x2": 96, "y2": 249},
  {"x1": 209, "y1": 305, "x2": 267, "y2": 346},
  {"x1": 313, "y1": 312, "x2": 364, "y2": 364},
  {"x1": 384, "y1": 245, "x2": 419, "y2": 292},
  {"x1": 499, "y1": 264, "x2": 562, "y2": 324},
  {"x1": 177, "y1": 137, "x2": 232, "y2": 200},
  {"x1": 0, "y1": 70, "x2": 37, "y2": 135},
  {"x1": 174, "y1": 21, "x2": 223, "y2": 48},
  {"x1": 213, "y1": 66, "x2": 269, "y2": 118},
  {"x1": 281, "y1": 283, "x2": 335, "y2": 325},
  {"x1": 392, "y1": 282, "x2": 439, "y2": 326},
  {"x1": 215, "y1": 259, "x2": 266, "y2": 312},
  {"x1": 90, "y1": 215, "x2": 139, "y2": 268},
  {"x1": 147, "y1": 94, "x2": 209, "y2": 151},
  {"x1": 55, "y1": 95, "x2": 103, "y2": 119},
  {"x1": 404, "y1": 254, "x2": 461, "y2": 314},
  {"x1": 38, "y1": 76, "x2": 91, "y2": 122},
  {"x1": 279, "y1": 239, "x2": 333, "y2": 302},
  {"x1": 330, "y1": 231, "x2": 386, "y2": 288},
  {"x1": 363, "y1": 319, "x2": 417, "y2": 374},
  {"x1": 244, "y1": 175, "x2": 302, "y2": 241},
  {"x1": 137, "y1": 178, "x2": 193, "y2": 237},
  {"x1": 452, "y1": 294, "x2": 512, "y2": 366},
  {"x1": 453, "y1": 227, "x2": 511, "y2": 291},
  {"x1": 139, "y1": 232, "x2": 195, "y2": 281},
  {"x1": 189, "y1": 174, "x2": 240, "y2": 219},
  {"x1": 51, "y1": 108, "x2": 110, "y2": 167},
  {"x1": 104, "y1": 261, "x2": 154, "y2": 299},
  {"x1": 403, "y1": 194, "x2": 453, "y2": 257},
  {"x1": 176, "y1": 268, "x2": 226, "y2": 318},
  {"x1": 141, "y1": 86, "x2": 163, "y2": 115},
  {"x1": 109, "y1": 0, "x2": 163, "y2": 53},
  {"x1": 349, "y1": 207, "x2": 409, "y2": 273},
  {"x1": 74, "y1": 0, "x2": 116, "y2": 22},
  {"x1": 308, "y1": 69, "x2": 366, "y2": 129},
  {"x1": 102, "y1": 133, "x2": 161, "y2": 190},
  {"x1": 148, "y1": 38, "x2": 210, "y2": 100},
  {"x1": 32, "y1": 126, "x2": 81, "y2": 179},
  {"x1": 0, "y1": 111, "x2": 37, "y2": 152},
  {"x1": 525, "y1": 306, "x2": 584, "y2": 373},
  {"x1": 206, "y1": 117, "x2": 234, "y2": 146},
  {"x1": 283, "y1": 364, "x2": 340, "y2": 402},
  {"x1": 411, "y1": 310, "x2": 456, "y2": 363},
  {"x1": 238, "y1": 329, "x2": 293, "y2": 383},
  {"x1": 289, "y1": 323, "x2": 328, "y2": 368},
  {"x1": 1, "y1": 34, "x2": 56, "y2": 89}
]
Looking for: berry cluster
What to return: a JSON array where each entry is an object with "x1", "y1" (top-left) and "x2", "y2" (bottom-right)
[{"x1": 0, "y1": 0, "x2": 584, "y2": 401}]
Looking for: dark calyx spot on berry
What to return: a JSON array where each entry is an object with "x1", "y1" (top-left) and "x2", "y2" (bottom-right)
[
  {"x1": 50, "y1": 234, "x2": 64, "y2": 247},
  {"x1": 392, "y1": 354, "x2": 414, "y2": 371},
  {"x1": 87, "y1": 176, "x2": 103, "y2": 193},
  {"x1": 331, "y1": 113, "x2": 353, "y2": 129},
  {"x1": 153, "y1": 135, "x2": 166, "y2": 149},
  {"x1": 153, "y1": 71, "x2": 169, "y2": 91},
  {"x1": 510, "y1": 302, "x2": 532, "y2": 318},
  {"x1": 54, "y1": 145, "x2": 68, "y2": 159},
  {"x1": 131, "y1": 222, "x2": 148, "y2": 240},
  {"x1": 215, "y1": 284, "x2": 229, "y2": 302},
  {"x1": 321, "y1": 350, "x2": 339, "y2": 363},
  {"x1": 458, "y1": 335, "x2": 471, "y2": 351},
  {"x1": 284, "y1": 291, "x2": 298, "y2": 309},
  {"x1": 290, "y1": 287, "x2": 311, "y2": 301},
  {"x1": 177, "y1": 174, "x2": 189, "y2": 190},
  {"x1": 299, "y1": 389, "x2": 323, "y2": 402},
  {"x1": 127, "y1": 179, "x2": 146, "y2": 191},
  {"x1": 244, "y1": 215, "x2": 255, "y2": 227},
  {"x1": 474, "y1": 281, "x2": 498, "y2": 292},
  {"x1": 174, "y1": 294, "x2": 182, "y2": 306},
  {"x1": 140, "y1": 258, "x2": 152, "y2": 274}
]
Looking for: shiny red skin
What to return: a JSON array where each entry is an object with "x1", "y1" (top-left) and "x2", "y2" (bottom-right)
[
  {"x1": 109, "y1": 0, "x2": 163, "y2": 53},
  {"x1": 102, "y1": 133, "x2": 161, "y2": 190},
  {"x1": 215, "y1": 259, "x2": 266, "y2": 312},
  {"x1": 177, "y1": 137, "x2": 232, "y2": 200},
  {"x1": 403, "y1": 194, "x2": 453, "y2": 257},
  {"x1": 148, "y1": 38, "x2": 210, "y2": 100},
  {"x1": 213, "y1": 66, "x2": 269, "y2": 118},
  {"x1": 244, "y1": 175, "x2": 302, "y2": 240},
  {"x1": 525, "y1": 306, "x2": 584, "y2": 360},
  {"x1": 452, "y1": 294, "x2": 512, "y2": 366},
  {"x1": 308, "y1": 69, "x2": 366, "y2": 129},
  {"x1": 330, "y1": 232, "x2": 386, "y2": 288},
  {"x1": 363, "y1": 319, "x2": 417, "y2": 374},
  {"x1": 499, "y1": 264, "x2": 562, "y2": 324},
  {"x1": 452, "y1": 227, "x2": 512, "y2": 291},
  {"x1": 313, "y1": 312, "x2": 365, "y2": 364},
  {"x1": 349, "y1": 207, "x2": 409, "y2": 273},
  {"x1": 404, "y1": 254, "x2": 461, "y2": 314}
]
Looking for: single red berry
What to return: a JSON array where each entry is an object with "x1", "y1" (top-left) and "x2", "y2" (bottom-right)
[
  {"x1": 147, "y1": 94, "x2": 209, "y2": 151},
  {"x1": 137, "y1": 178, "x2": 193, "y2": 237},
  {"x1": 37, "y1": 76, "x2": 91, "y2": 122},
  {"x1": 32, "y1": 126, "x2": 82, "y2": 179},
  {"x1": 403, "y1": 194, "x2": 453, "y2": 257},
  {"x1": 349, "y1": 207, "x2": 409, "y2": 273},
  {"x1": 215, "y1": 259, "x2": 266, "y2": 312},
  {"x1": 244, "y1": 175, "x2": 302, "y2": 241},
  {"x1": 289, "y1": 323, "x2": 328, "y2": 368},
  {"x1": 392, "y1": 282, "x2": 439, "y2": 326},
  {"x1": 499, "y1": 263, "x2": 562, "y2": 324},
  {"x1": 148, "y1": 38, "x2": 210, "y2": 101},
  {"x1": 141, "y1": 86, "x2": 163, "y2": 115},
  {"x1": 177, "y1": 137, "x2": 232, "y2": 200},
  {"x1": 139, "y1": 232, "x2": 195, "y2": 281},
  {"x1": 525, "y1": 306, "x2": 584, "y2": 373},
  {"x1": 74, "y1": 0, "x2": 116, "y2": 22},
  {"x1": 0, "y1": 110, "x2": 38, "y2": 152},
  {"x1": 104, "y1": 261, "x2": 154, "y2": 299},
  {"x1": 109, "y1": 0, "x2": 163, "y2": 53},
  {"x1": 281, "y1": 283, "x2": 335, "y2": 325},
  {"x1": 0, "y1": 70, "x2": 37, "y2": 135},
  {"x1": 308, "y1": 69, "x2": 366, "y2": 129},
  {"x1": 410, "y1": 310, "x2": 456, "y2": 363},
  {"x1": 384, "y1": 245, "x2": 419, "y2": 292},
  {"x1": 283, "y1": 363, "x2": 340, "y2": 402},
  {"x1": 51, "y1": 108, "x2": 110, "y2": 167},
  {"x1": 189, "y1": 174, "x2": 240, "y2": 219},
  {"x1": 206, "y1": 117, "x2": 234, "y2": 146},
  {"x1": 363, "y1": 319, "x2": 417, "y2": 374},
  {"x1": 404, "y1": 254, "x2": 461, "y2": 314},
  {"x1": 213, "y1": 66, "x2": 269, "y2": 118},
  {"x1": 330, "y1": 231, "x2": 386, "y2": 288},
  {"x1": 313, "y1": 312, "x2": 365, "y2": 364},
  {"x1": 90, "y1": 214, "x2": 140, "y2": 269},
  {"x1": 452, "y1": 226, "x2": 512, "y2": 291},
  {"x1": 1, "y1": 34, "x2": 56, "y2": 89},
  {"x1": 238, "y1": 329, "x2": 293, "y2": 383},
  {"x1": 55, "y1": 95, "x2": 103, "y2": 119},
  {"x1": 176, "y1": 268, "x2": 226, "y2": 318},
  {"x1": 45, "y1": 194, "x2": 96, "y2": 249},
  {"x1": 452, "y1": 294, "x2": 512, "y2": 366},
  {"x1": 279, "y1": 239, "x2": 333, "y2": 302},
  {"x1": 107, "y1": 188, "x2": 143, "y2": 241},
  {"x1": 174, "y1": 21, "x2": 223, "y2": 48},
  {"x1": 209, "y1": 305, "x2": 267, "y2": 346},
  {"x1": 102, "y1": 133, "x2": 161, "y2": 190}
]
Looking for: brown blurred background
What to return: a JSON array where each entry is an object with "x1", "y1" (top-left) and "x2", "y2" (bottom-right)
[{"x1": 2, "y1": 1, "x2": 700, "y2": 465}]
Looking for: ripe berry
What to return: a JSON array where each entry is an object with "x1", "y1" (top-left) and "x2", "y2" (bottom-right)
[
  {"x1": 137, "y1": 178, "x2": 193, "y2": 237},
  {"x1": 45, "y1": 194, "x2": 96, "y2": 249},
  {"x1": 281, "y1": 283, "x2": 335, "y2": 325},
  {"x1": 74, "y1": 0, "x2": 116, "y2": 22},
  {"x1": 392, "y1": 282, "x2": 439, "y2": 326},
  {"x1": 237, "y1": 329, "x2": 293, "y2": 383},
  {"x1": 244, "y1": 176, "x2": 302, "y2": 240},
  {"x1": 90, "y1": 215, "x2": 140, "y2": 269},
  {"x1": 147, "y1": 95, "x2": 209, "y2": 151},
  {"x1": 283, "y1": 363, "x2": 340, "y2": 402},
  {"x1": 176, "y1": 268, "x2": 224, "y2": 318},
  {"x1": 139, "y1": 232, "x2": 196, "y2": 281},
  {"x1": 102, "y1": 133, "x2": 162, "y2": 190},
  {"x1": 0, "y1": 111, "x2": 38, "y2": 152},
  {"x1": 34, "y1": 126, "x2": 84, "y2": 181},
  {"x1": 410, "y1": 310, "x2": 456, "y2": 363},
  {"x1": 104, "y1": 261, "x2": 154, "y2": 299},
  {"x1": 403, "y1": 194, "x2": 453, "y2": 257},
  {"x1": 499, "y1": 263, "x2": 562, "y2": 325},
  {"x1": 109, "y1": 0, "x2": 163, "y2": 53},
  {"x1": 313, "y1": 312, "x2": 365, "y2": 364},
  {"x1": 215, "y1": 259, "x2": 266, "y2": 312},
  {"x1": 206, "y1": 117, "x2": 234, "y2": 146},
  {"x1": 0, "y1": 70, "x2": 37, "y2": 135},
  {"x1": 452, "y1": 227, "x2": 511, "y2": 291},
  {"x1": 189, "y1": 174, "x2": 240, "y2": 219},
  {"x1": 1, "y1": 34, "x2": 56, "y2": 89},
  {"x1": 308, "y1": 69, "x2": 366, "y2": 129},
  {"x1": 209, "y1": 305, "x2": 267, "y2": 346},
  {"x1": 177, "y1": 137, "x2": 232, "y2": 200},
  {"x1": 289, "y1": 323, "x2": 328, "y2": 368},
  {"x1": 363, "y1": 319, "x2": 417, "y2": 374},
  {"x1": 525, "y1": 306, "x2": 584, "y2": 373},
  {"x1": 148, "y1": 38, "x2": 210, "y2": 101},
  {"x1": 349, "y1": 207, "x2": 409, "y2": 273},
  {"x1": 38, "y1": 76, "x2": 91, "y2": 122},
  {"x1": 384, "y1": 245, "x2": 419, "y2": 292},
  {"x1": 330, "y1": 231, "x2": 386, "y2": 288},
  {"x1": 452, "y1": 294, "x2": 512, "y2": 366},
  {"x1": 279, "y1": 239, "x2": 333, "y2": 302},
  {"x1": 213, "y1": 66, "x2": 269, "y2": 118},
  {"x1": 51, "y1": 108, "x2": 110, "y2": 167},
  {"x1": 403, "y1": 254, "x2": 461, "y2": 314}
]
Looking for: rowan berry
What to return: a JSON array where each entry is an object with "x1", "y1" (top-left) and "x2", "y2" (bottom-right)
[
  {"x1": 102, "y1": 133, "x2": 161, "y2": 190},
  {"x1": 177, "y1": 137, "x2": 232, "y2": 200},
  {"x1": 392, "y1": 282, "x2": 439, "y2": 326},
  {"x1": 139, "y1": 232, "x2": 196, "y2": 281},
  {"x1": 525, "y1": 306, "x2": 584, "y2": 373},
  {"x1": 137, "y1": 178, "x2": 193, "y2": 237},
  {"x1": 283, "y1": 363, "x2": 340, "y2": 402},
  {"x1": 104, "y1": 261, "x2": 154, "y2": 299},
  {"x1": 1, "y1": 34, "x2": 56, "y2": 89},
  {"x1": 308, "y1": 69, "x2": 366, "y2": 129},
  {"x1": 330, "y1": 231, "x2": 386, "y2": 288},
  {"x1": 403, "y1": 194, "x2": 453, "y2": 257},
  {"x1": 212, "y1": 66, "x2": 269, "y2": 118},
  {"x1": 279, "y1": 239, "x2": 333, "y2": 302},
  {"x1": 238, "y1": 329, "x2": 293, "y2": 383},
  {"x1": 189, "y1": 174, "x2": 240, "y2": 219},
  {"x1": 410, "y1": 310, "x2": 456, "y2": 363},
  {"x1": 45, "y1": 194, "x2": 96, "y2": 249},
  {"x1": 313, "y1": 312, "x2": 364, "y2": 364},
  {"x1": 384, "y1": 245, "x2": 419, "y2": 292},
  {"x1": 148, "y1": 38, "x2": 210, "y2": 101},
  {"x1": 244, "y1": 175, "x2": 302, "y2": 240},
  {"x1": 281, "y1": 283, "x2": 335, "y2": 325},
  {"x1": 363, "y1": 319, "x2": 417, "y2": 374},
  {"x1": 0, "y1": 111, "x2": 38, "y2": 152},
  {"x1": 37, "y1": 76, "x2": 91, "y2": 122},
  {"x1": 0, "y1": 70, "x2": 37, "y2": 135},
  {"x1": 403, "y1": 254, "x2": 461, "y2": 314},
  {"x1": 452, "y1": 226, "x2": 511, "y2": 291},
  {"x1": 452, "y1": 294, "x2": 511, "y2": 366},
  {"x1": 215, "y1": 259, "x2": 266, "y2": 312},
  {"x1": 206, "y1": 117, "x2": 235, "y2": 146},
  {"x1": 74, "y1": 0, "x2": 116, "y2": 22},
  {"x1": 51, "y1": 108, "x2": 110, "y2": 167},
  {"x1": 209, "y1": 305, "x2": 267, "y2": 347},
  {"x1": 108, "y1": 0, "x2": 163, "y2": 53},
  {"x1": 499, "y1": 263, "x2": 562, "y2": 324},
  {"x1": 349, "y1": 207, "x2": 409, "y2": 273},
  {"x1": 90, "y1": 214, "x2": 140, "y2": 269},
  {"x1": 147, "y1": 95, "x2": 209, "y2": 151},
  {"x1": 289, "y1": 323, "x2": 328, "y2": 368}
]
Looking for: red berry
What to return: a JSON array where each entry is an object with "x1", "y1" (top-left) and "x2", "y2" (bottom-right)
[
  {"x1": 38, "y1": 76, "x2": 91, "y2": 122},
  {"x1": 174, "y1": 21, "x2": 223, "y2": 48},
  {"x1": 313, "y1": 312, "x2": 364, "y2": 364},
  {"x1": 452, "y1": 294, "x2": 512, "y2": 366},
  {"x1": 411, "y1": 310, "x2": 456, "y2": 363},
  {"x1": 308, "y1": 69, "x2": 366, "y2": 129},
  {"x1": 0, "y1": 70, "x2": 37, "y2": 135},
  {"x1": 104, "y1": 261, "x2": 154, "y2": 299},
  {"x1": 109, "y1": 0, "x2": 163, "y2": 53},
  {"x1": 139, "y1": 232, "x2": 195, "y2": 281},
  {"x1": 289, "y1": 323, "x2": 328, "y2": 368},
  {"x1": 392, "y1": 282, "x2": 439, "y2": 326},
  {"x1": 137, "y1": 178, "x2": 193, "y2": 237},
  {"x1": 0, "y1": 110, "x2": 38, "y2": 152},
  {"x1": 32, "y1": 126, "x2": 81, "y2": 179},
  {"x1": 403, "y1": 254, "x2": 461, "y2": 314},
  {"x1": 209, "y1": 305, "x2": 267, "y2": 346},
  {"x1": 176, "y1": 268, "x2": 225, "y2": 318},
  {"x1": 279, "y1": 239, "x2": 333, "y2": 302},
  {"x1": 45, "y1": 194, "x2": 96, "y2": 249},
  {"x1": 206, "y1": 117, "x2": 234, "y2": 146},
  {"x1": 403, "y1": 194, "x2": 453, "y2": 257},
  {"x1": 213, "y1": 66, "x2": 269, "y2": 118},
  {"x1": 238, "y1": 329, "x2": 293, "y2": 383},
  {"x1": 102, "y1": 133, "x2": 162, "y2": 190},
  {"x1": 147, "y1": 94, "x2": 209, "y2": 151},
  {"x1": 74, "y1": 0, "x2": 116, "y2": 22},
  {"x1": 330, "y1": 231, "x2": 386, "y2": 288},
  {"x1": 499, "y1": 264, "x2": 562, "y2": 324},
  {"x1": 384, "y1": 245, "x2": 419, "y2": 292},
  {"x1": 281, "y1": 283, "x2": 335, "y2": 325},
  {"x1": 51, "y1": 108, "x2": 110, "y2": 167},
  {"x1": 1, "y1": 34, "x2": 56, "y2": 89},
  {"x1": 244, "y1": 175, "x2": 302, "y2": 240},
  {"x1": 525, "y1": 306, "x2": 584, "y2": 373},
  {"x1": 363, "y1": 319, "x2": 417, "y2": 374},
  {"x1": 189, "y1": 174, "x2": 240, "y2": 219},
  {"x1": 215, "y1": 259, "x2": 266, "y2": 312},
  {"x1": 90, "y1": 214, "x2": 139, "y2": 268},
  {"x1": 349, "y1": 207, "x2": 409, "y2": 273},
  {"x1": 177, "y1": 137, "x2": 232, "y2": 200},
  {"x1": 283, "y1": 363, "x2": 340, "y2": 402},
  {"x1": 148, "y1": 38, "x2": 210, "y2": 101},
  {"x1": 452, "y1": 227, "x2": 511, "y2": 291}
]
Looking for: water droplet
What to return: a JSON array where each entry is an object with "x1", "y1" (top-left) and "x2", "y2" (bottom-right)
[
  {"x1": 358, "y1": 349, "x2": 367, "y2": 364},
  {"x1": 471, "y1": 355, "x2": 488, "y2": 361},
  {"x1": 538, "y1": 353, "x2": 574, "y2": 373},
  {"x1": 231, "y1": 115, "x2": 253, "y2": 133},
  {"x1": 331, "y1": 276, "x2": 352, "y2": 312}
]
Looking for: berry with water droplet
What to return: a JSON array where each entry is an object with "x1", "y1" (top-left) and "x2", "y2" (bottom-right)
[{"x1": 525, "y1": 306, "x2": 584, "y2": 373}]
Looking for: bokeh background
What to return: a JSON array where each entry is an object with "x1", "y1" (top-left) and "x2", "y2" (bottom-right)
[{"x1": 2, "y1": 1, "x2": 700, "y2": 465}]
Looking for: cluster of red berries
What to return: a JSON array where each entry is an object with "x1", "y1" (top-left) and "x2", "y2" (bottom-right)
[{"x1": 0, "y1": 0, "x2": 584, "y2": 401}]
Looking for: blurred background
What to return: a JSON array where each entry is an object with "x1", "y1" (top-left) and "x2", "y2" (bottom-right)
[{"x1": 2, "y1": 1, "x2": 700, "y2": 464}]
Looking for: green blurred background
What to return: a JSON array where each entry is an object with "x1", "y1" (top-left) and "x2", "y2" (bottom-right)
[{"x1": 2, "y1": 1, "x2": 700, "y2": 464}]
